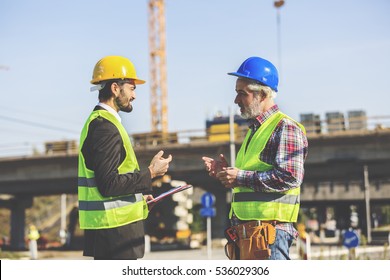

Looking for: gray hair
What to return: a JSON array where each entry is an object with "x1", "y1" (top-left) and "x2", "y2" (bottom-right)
[{"x1": 247, "y1": 82, "x2": 277, "y2": 99}]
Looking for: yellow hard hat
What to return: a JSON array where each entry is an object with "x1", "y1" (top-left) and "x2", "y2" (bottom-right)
[{"x1": 90, "y1": 55, "x2": 146, "y2": 85}]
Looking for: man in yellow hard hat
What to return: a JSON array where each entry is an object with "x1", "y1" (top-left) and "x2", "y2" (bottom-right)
[{"x1": 78, "y1": 55, "x2": 172, "y2": 260}]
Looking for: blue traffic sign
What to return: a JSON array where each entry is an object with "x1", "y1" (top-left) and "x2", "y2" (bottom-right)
[
  {"x1": 201, "y1": 192, "x2": 215, "y2": 208},
  {"x1": 200, "y1": 207, "x2": 216, "y2": 217},
  {"x1": 343, "y1": 229, "x2": 359, "y2": 248}
]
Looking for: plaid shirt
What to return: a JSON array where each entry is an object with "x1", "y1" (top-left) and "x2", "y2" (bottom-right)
[{"x1": 231, "y1": 105, "x2": 308, "y2": 239}]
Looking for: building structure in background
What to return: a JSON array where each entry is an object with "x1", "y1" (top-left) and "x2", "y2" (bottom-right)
[
  {"x1": 300, "y1": 113, "x2": 322, "y2": 134},
  {"x1": 206, "y1": 114, "x2": 247, "y2": 142},
  {"x1": 348, "y1": 110, "x2": 367, "y2": 131},
  {"x1": 145, "y1": 178, "x2": 195, "y2": 250},
  {"x1": 299, "y1": 110, "x2": 368, "y2": 135},
  {"x1": 326, "y1": 111, "x2": 346, "y2": 133}
]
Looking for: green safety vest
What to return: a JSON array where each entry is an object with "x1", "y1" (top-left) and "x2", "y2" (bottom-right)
[
  {"x1": 230, "y1": 111, "x2": 305, "y2": 222},
  {"x1": 78, "y1": 110, "x2": 149, "y2": 229}
]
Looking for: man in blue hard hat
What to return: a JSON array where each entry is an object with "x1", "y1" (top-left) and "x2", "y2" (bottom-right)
[{"x1": 202, "y1": 56, "x2": 308, "y2": 260}]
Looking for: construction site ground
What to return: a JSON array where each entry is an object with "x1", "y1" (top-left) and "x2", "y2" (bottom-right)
[{"x1": 6, "y1": 243, "x2": 390, "y2": 260}]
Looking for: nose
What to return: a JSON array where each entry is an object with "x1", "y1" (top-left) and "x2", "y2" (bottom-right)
[{"x1": 234, "y1": 94, "x2": 239, "y2": 104}]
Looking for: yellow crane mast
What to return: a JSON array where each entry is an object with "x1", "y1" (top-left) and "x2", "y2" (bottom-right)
[{"x1": 148, "y1": 0, "x2": 168, "y2": 133}]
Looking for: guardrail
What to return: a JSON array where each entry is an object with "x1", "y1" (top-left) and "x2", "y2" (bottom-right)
[{"x1": 1, "y1": 115, "x2": 390, "y2": 158}]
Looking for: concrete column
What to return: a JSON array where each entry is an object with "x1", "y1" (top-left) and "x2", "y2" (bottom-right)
[
  {"x1": 213, "y1": 188, "x2": 229, "y2": 239},
  {"x1": 10, "y1": 195, "x2": 33, "y2": 250}
]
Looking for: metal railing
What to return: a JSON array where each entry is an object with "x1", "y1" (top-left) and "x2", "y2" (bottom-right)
[
  {"x1": 303, "y1": 115, "x2": 390, "y2": 137},
  {"x1": 1, "y1": 115, "x2": 390, "y2": 158}
]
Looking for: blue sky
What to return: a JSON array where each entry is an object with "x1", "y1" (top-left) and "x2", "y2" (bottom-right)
[{"x1": 0, "y1": 0, "x2": 389, "y2": 156}]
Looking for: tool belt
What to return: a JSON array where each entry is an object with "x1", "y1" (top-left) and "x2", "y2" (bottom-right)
[{"x1": 224, "y1": 221, "x2": 276, "y2": 260}]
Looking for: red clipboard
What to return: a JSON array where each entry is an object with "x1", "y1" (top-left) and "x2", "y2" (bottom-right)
[{"x1": 147, "y1": 184, "x2": 193, "y2": 210}]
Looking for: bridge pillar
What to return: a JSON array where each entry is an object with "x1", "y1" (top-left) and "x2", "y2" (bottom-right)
[
  {"x1": 10, "y1": 195, "x2": 33, "y2": 250},
  {"x1": 213, "y1": 189, "x2": 230, "y2": 239}
]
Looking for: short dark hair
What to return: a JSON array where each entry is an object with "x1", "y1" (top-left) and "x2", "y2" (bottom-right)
[
  {"x1": 98, "y1": 80, "x2": 130, "y2": 102},
  {"x1": 98, "y1": 80, "x2": 114, "y2": 102}
]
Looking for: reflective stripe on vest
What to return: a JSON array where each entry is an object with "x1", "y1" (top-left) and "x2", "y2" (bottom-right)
[
  {"x1": 230, "y1": 111, "x2": 304, "y2": 222},
  {"x1": 233, "y1": 192, "x2": 300, "y2": 205},
  {"x1": 78, "y1": 109, "x2": 149, "y2": 229}
]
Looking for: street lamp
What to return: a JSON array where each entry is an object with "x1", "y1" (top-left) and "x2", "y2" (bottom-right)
[{"x1": 274, "y1": 1, "x2": 285, "y2": 80}]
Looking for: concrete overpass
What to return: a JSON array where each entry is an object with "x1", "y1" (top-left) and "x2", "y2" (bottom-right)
[{"x1": 1, "y1": 128, "x2": 390, "y2": 249}]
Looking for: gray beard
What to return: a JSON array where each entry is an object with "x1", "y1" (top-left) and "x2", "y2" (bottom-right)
[{"x1": 241, "y1": 102, "x2": 261, "y2": 119}]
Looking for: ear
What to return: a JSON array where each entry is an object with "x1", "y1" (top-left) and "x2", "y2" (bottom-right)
[
  {"x1": 259, "y1": 89, "x2": 268, "y2": 101},
  {"x1": 111, "y1": 82, "x2": 120, "y2": 97}
]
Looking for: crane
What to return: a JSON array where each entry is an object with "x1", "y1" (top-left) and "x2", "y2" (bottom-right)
[
  {"x1": 146, "y1": 1, "x2": 282, "y2": 134},
  {"x1": 148, "y1": 0, "x2": 168, "y2": 133}
]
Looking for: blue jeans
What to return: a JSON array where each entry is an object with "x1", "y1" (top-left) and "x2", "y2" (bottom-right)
[{"x1": 268, "y1": 229, "x2": 294, "y2": 260}]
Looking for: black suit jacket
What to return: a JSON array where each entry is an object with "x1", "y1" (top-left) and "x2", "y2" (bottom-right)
[{"x1": 81, "y1": 106, "x2": 152, "y2": 259}]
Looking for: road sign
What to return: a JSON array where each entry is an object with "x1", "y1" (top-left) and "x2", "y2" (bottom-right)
[
  {"x1": 201, "y1": 192, "x2": 215, "y2": 208},
  {"x1": 343, "y1": 229, "x2": 359, "y2": 248},
  {"x1": 200, "y1": 207, "x2": 216, "y2": 218},
  {"x1": 200, "y1": 193, "x2": 216, "y2": 259}
]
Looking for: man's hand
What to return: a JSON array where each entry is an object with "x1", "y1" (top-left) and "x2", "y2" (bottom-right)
[
  {"x1": 201, "y1": 154, "x2": 228, "y2": 177},
  {"x1": 144, "y1": 194, "x2": 154, "y2": 202},
  {"x1": 216, "y1": 167, "x2": 239, "y2": 188},
  {"x1": 144, "y1": 194, "x2": 155, "y2": 210},
  {"x1": 148, "y1": 150, "x2": 172, "y2": 178}
]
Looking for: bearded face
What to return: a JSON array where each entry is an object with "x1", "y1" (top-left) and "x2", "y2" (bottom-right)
[
  {"x1": 234, "y1": 79, "x2": 267, "y2": 120},
  {"x1": 239, "y1": 94, "x2": 262, "y2": 119},
  {"x1": 115, "y1": 87, "x2": 133, "y2": 113},
  {"x1": 113, "y1": 82, "x2": 136, "y2": 113}
]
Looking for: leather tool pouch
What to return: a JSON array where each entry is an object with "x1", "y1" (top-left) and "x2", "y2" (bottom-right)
[
  {"x1": 224, "y1": 241, "x2": 238, "y2": 260},
  {"x1": 224, "y1": 221, "x2": 276, "y2": 260},
  {"x1": 224, "y1": 227, "x2": 239, "y2": 260}
]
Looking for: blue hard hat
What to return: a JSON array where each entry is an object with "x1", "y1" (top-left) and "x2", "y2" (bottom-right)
[{"x1": 228, "y1": 56, "x2": 279, "y2": 92}]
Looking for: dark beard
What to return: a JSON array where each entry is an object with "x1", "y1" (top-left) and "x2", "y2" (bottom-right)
[
  {"x1": 115, "y1": 89, "x2": 133, "y2": 113},
  {"x1": 120, "y1": 104, "x2": 133, "y2": 113}
]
